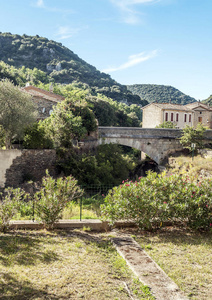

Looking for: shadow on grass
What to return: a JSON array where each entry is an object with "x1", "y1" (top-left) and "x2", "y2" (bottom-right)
[
  {"x1": 0, "y1": 272, "x2": 64, "y2": 300},
  {"x1": 0, "y1": 232, "x2": 60, "y2": 267}
]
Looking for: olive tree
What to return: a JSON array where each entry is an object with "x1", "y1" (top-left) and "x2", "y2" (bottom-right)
[{"x1": 0, "y1": 79, "x2": 37, "y2": 148}]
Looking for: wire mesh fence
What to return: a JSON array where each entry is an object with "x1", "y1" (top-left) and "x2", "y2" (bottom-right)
[
  {"x1": 22, "y1": 184, "x2": 115, "y2": 222},
  {"x1": 79, "y1": 184, "x2": 115, "y2": 221}
]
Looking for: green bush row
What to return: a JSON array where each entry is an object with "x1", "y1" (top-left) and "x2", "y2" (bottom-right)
[
  {"x1": 0, "y1": 172, "x2": 83, "y2": 232},
  {"x1": 101, "y1": 172, "x2": 212, "y2": 231}
]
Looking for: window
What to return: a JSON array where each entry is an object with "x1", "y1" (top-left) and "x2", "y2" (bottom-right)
[
  {"x1": 171, "y1": 113, "x2": 174, "y2": 121},
  {"x1": 184, "y1": 114, "x2": 187, "y2": 122},
  {"x1": 176, "y1": 113, "x2": 179, "y2": 122},
  {"x1": 189, "y1": 114, "x2": 191, "y2": 122},
  {"x1": 165, "y1": 112, "x2": 168, "y2": 121}
]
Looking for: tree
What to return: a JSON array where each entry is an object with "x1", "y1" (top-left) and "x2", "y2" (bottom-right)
[
  {"x1": 156, "y1": 121, "x2": 176, "y2": 128},
  {"x1": 180, "y1": 123, "x2": 206, "y2": 151},
  {"x1": 42, "y1": 94, "x2": 97, "y2": 148},
  {"x1": 23, "y1": 122, "x2": 53, "y2": 149},
  {"x1": 0, "y1": 79, "x2": 37, "y2": 148}
]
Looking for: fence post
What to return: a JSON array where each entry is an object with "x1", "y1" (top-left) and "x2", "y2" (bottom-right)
[
  {"x1": 32, "y1": 198, "x2": 35, "y2": 222},
  {"x1": 80, "y1": 196, "x2": 82, "y2": 221}
]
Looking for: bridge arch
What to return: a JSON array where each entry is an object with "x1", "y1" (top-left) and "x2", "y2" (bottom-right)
[{"x1": 98, "y1": 127, "x2": 185, "y2": 165}]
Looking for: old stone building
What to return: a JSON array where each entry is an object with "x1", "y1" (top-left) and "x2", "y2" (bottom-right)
[
  {"x1": 142, "y1": 102, "x2": 212, "y2": 129},
  {"x1": 22, "y1": 85, "x2": 65, "y2": 119}
]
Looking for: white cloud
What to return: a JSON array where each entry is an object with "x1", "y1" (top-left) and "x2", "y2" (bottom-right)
[
  {"x1": 102, "y1": 50, "x2": 158, "y2": 73},
  {"x1": 35, "y1": 0, "x2": 45, "y2": 8},
  {"x1": 110, "y1": 0, "x2": 161, "y2": 24},
  {"x1": 33, "y1": 0, "x2": 74, "y2": 14},
  {"x1": 55, "y1": 26, "x2": 82, "y2": 40}
]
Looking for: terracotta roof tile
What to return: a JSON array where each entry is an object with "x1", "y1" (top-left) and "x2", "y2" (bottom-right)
[{"x1": 22, "y1": 85, "x2": 65, "y2": 103}]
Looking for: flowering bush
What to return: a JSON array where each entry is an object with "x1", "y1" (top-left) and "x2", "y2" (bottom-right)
[
  {"x1": 0, "y1": 188, "x2": 26, "y2": 232},
  {"x1": 35, "y1": 171, "x2": 83, "y2": 229},
  {"x1": 101, "y1": 172, "x2": 212, "y2": 230}
]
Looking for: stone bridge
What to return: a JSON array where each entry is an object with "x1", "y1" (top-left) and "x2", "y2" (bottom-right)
[{"x1": 98, "y1": 127, "x2": 212, "y2": 165}]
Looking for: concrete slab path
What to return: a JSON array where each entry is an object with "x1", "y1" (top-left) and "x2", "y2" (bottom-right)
[{"x1": 111, "y1": 235, "x2": 188, "y2": 300}]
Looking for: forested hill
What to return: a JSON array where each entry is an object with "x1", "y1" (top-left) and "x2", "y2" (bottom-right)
[
  {"x1": 202, "y1": 95, "x2": 212, "y2": 106},
  {"x1": 0, "y1": 32, "x2": 146, "y2": 105},
  {"x1": 127, "y1": 84, "x2": 197, "y2": 105}
]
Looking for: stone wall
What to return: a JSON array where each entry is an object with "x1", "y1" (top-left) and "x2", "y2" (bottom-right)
[
  {"x1": 0, "y1": 150, "x2": 22, "y2": 188},
  {"x1": 4, "y1": 149, "x2": 56, "y2": 188},
  {"x1": 32, "y1": 96, "x2": 57, "y2": 119}
]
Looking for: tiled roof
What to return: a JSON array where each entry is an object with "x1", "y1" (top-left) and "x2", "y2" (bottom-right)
[
  {"x1": 22, "y1": 85, "x2": 65, "y2": 103},
  {"x1": 142, "y1": 102, "x2": 212, "y2": 111}
]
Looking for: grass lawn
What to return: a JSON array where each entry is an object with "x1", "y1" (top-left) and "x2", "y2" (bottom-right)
[
  {"x1": 133, "y1": 227, "x2": 212, "y2": 300},
  {"x1": 0, "y1": 230, "x2": 154, "y2": 300}
]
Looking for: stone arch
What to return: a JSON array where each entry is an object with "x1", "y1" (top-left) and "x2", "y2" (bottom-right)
[{"x1": 98, "y1": 137, "x2": 159, "y2": 164}]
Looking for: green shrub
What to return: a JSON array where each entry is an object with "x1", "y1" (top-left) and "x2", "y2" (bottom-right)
[
  {"x1": 0, "y1": 188, "x2": 26, "y2": 232},
  {"x1": 23, "y1": 122, "x2": 53, "y2": 149},
  {"x1": 35, "y1": 171, "x2": 83, "y2": 229},
  {"x1": 101, "y1": 172, "x2": 212, "y2": 231}
]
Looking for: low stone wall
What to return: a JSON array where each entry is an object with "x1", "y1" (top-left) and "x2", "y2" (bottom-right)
[{"x1": 4, "y1": 149, "x2": 56, "y2": 188}]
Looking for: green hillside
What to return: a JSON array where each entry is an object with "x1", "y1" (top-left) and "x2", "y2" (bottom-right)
[
  {"x1": 202, "y1": 95, "x2": 212, "y2": 106},
  {"x1": 0, "y1": 32, "x2": 146, "y2": 105},
  {"x1": 127, "y1": 84, "x2": 197, "y2": 105}
]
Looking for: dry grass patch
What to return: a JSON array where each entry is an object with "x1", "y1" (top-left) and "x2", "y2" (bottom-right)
[
  {"x1": 134, "y1": 227, "x2": 212, "y2": 299},
  {"x1": 0, "y1": 230, "x2": 154, "y2": 299},
  {"x1": 168, "y1": 155, "x2": 212, "y2": 178}
]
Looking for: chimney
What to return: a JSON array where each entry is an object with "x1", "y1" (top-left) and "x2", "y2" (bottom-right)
[{"x1": 49, "y1": 83, "x2": 53, "y2": 93}]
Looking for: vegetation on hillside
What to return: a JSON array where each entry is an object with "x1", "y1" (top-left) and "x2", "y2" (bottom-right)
[
  {"x1": 127, "y1": 84, "x2": 196, "y2": 105},
  {"x1": 0, "y1": 32, "x2": 146, "y2": 105},
  {"x1": 202, "y1": 94, "x2": 212, "y2": 106},
  {"x1": 37, "y1": 83, "x2": 142, "y2": 127}
]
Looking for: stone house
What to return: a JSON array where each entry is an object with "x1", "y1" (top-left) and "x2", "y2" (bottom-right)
[
  {"x1": 142, "y1": 102, "x2": 212, "y2": 129},
  {"x1": 22, "y1": 85, "x2": 65, "y2": 119}
]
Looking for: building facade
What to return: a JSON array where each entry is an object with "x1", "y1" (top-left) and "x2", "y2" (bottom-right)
[
  {"x1": 142, "y1": 102, "x2": 212, "y2": 129},
  {"x1": 22, "y1": 85, "x2": 65, "y2": 119}
]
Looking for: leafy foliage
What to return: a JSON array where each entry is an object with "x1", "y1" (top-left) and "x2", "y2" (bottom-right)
[
  {"x1": 101, "y1": 171, "x2": 212, "y2": 231},
  {"x1": 23, "y1": 122, "x2": 53, "y2": 149},
  {"x1": 57, "y1": 144, "x2": 136, "y2": 186},
  {"x1": 180, "y1": 123, "x2": 206, "y2": 151},
  {"x1": 0, "y1": 79, "x2": 37, "y2": 148},
  {"x1": 202, "y1": 94, "x2": 212, "y2": 106},
  {"x1": 127, "y1": 84, "x2": 197, "y2": 105},
  {"x1": 42, "y1": 92, "x2": 97, "y2": 148},
  {"x1": 156, "y1": 121, "x2": 176, "y2": 128},
  {"x1": 0, "y1": 188, "x2": 26, "y2": 232},
  {"x1": 35, "y1": 171, "x2": 83, "y2": 229}
]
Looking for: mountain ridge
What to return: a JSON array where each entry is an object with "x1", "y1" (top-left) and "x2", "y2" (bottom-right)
[
  {"x1": 0, "y1": 32, "x2": 145, "y2": 105},
  {"x1": 127, "y1": 84, "x2": 197, "y2": 105}
]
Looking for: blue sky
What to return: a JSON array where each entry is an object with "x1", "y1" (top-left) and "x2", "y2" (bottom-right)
[{"x1": 0, "y1": 0, "x2": 212, "y2": 100}]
